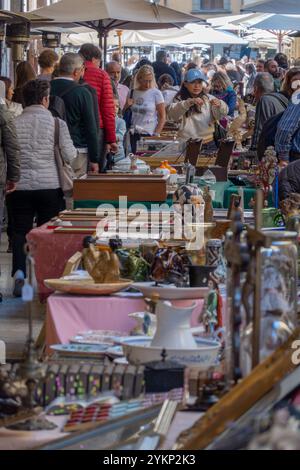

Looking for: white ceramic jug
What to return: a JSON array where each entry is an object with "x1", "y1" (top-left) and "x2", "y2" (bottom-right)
[{"x1": 150, "y1": 301, "x2": 197, "y2": 350}]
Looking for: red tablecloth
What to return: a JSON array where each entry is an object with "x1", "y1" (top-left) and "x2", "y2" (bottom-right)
[
  {"x1": 27, "y1": 224, "x2": 85, "y2": 302},
  {"x1": 46, "y1": 294, "x2": 205, "y2": 354}
]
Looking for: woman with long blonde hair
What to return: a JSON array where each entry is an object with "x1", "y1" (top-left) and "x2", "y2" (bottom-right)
[
  {"x1": 211, "y1": 71, "x2": 237, "y2": 117},
  {"x1": 125, "y1": 64, "x2": 166, "y2": 153}
]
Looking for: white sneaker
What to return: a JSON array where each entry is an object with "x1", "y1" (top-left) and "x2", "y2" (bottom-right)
[{"x1": 13, "y1": 270, "x2": 25, "y2": 298}]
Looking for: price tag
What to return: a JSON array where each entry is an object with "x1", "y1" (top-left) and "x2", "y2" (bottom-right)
[{"x1": 22, "y1": 284, "x2": 34, "y2": 302}]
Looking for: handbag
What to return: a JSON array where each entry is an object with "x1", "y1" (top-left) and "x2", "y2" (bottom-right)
[
  {"x1": 213, "y1": 121, "x2": 227, "y2": 148},
  {"x1": 54, "y1": 118, "x2": 75, "y2": 197},
  {"x1": 123, "y1": 89, "x2": 134, "y2": 130}
]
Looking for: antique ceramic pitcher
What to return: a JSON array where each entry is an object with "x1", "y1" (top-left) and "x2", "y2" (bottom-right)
[{"x1": 150, "y1": 301, "x2": 197, "y2": 350}]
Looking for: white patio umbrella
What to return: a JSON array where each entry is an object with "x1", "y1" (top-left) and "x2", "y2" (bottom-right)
[
  {"x1": 242, "y1": 0, "x2": 300, "y2": 15},
  {"x1": 173, "y1": 24, "x2": 248, "y2": 46},
  {"x1": 207, "y1": 14, "x2": 253, "y2": 32},
  {"x1": 63, "y1": 25, "x2": 247, "y2": 49},
  {"x1": 29, "y1": 0, "x2": 205, "y2": 62},
  {"x1": 232, "y1": 13, "x2": 300, "y2": 51}
]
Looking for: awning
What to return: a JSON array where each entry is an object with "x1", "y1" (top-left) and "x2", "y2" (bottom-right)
[{"x1": 242, "y1": 0, "x2": 300, "y2": 15}]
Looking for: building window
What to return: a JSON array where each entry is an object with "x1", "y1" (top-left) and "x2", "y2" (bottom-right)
[
  {"x1": 202, "y1": 0, "x2": 224, "y2": 9},
  {"x1": 192, "y1": 0, "x2": 231, "y2": 12}
]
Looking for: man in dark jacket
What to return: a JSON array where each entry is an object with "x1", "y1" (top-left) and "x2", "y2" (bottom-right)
[
  {"x1": 0, "y1": 106, "x2": 20, "y2": 276},
  {"x1": 251, "y1": 72, "x2": 289, "y2": 151},
  {"x1": 152, "y1": 50, "x2": 178, "y2": 86},
  {"x1": 51, "y1": 53, "x2": 100, "y2": 176},
  {"x1": 278, "y1": 159, "x2": 300, "y2": 202}
]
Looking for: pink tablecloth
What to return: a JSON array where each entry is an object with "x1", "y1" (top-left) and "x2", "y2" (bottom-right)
[
  {"x1": 27, "y1": 224, "x2": 85, "y2": 302},
  {"x1": 46, "y1": 294, "x2": 205, "y2": 353}
]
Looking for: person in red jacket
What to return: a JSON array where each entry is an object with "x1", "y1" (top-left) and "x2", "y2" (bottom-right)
[{"x1": 79, "y1": 44, "x2": 118, "y2": 171}]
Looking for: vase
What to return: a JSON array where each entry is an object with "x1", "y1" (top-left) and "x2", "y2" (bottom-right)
[{"x1": 150, "y1": 301, "x2": 197, "y2": 350}]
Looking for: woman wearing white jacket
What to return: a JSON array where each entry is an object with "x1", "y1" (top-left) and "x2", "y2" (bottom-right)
[
  {"x1": 10, "y1": 79, "x2": 77, "y2": 296},
  {"x1": 167, "y1": 68, "x2": 228, "y2": 152}
]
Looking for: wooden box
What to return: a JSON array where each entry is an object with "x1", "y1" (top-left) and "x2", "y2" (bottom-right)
[{"x1": 73, "y1": 174, "x2": 168, "y2": 202}]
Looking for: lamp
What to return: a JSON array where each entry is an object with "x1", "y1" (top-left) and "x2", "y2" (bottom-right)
[
  {"x1": 42, "y1": 31, "x2": 61, "y2": 49},
  {"x1": 6, "y1": 21, "x2": 30, "y2": 63}
]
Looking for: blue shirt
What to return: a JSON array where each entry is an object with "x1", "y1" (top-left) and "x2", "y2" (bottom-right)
[
  {"x1": 275, "y1": 103, "x2": 300, "y2": 160},
  {"x1": 114, "y1": 116, "x2": 126, "y2": 162}
]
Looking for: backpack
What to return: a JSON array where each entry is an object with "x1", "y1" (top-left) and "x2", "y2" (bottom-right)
[
  {"x1": 49, "y1": 95, "x2": 67, "y2": 121},
  {"x1": 49, "y1": 82, "x2": 80, "y2": 121},
  {"x1": 257, "y1": 94, "x2": 289, "y2": 160}
]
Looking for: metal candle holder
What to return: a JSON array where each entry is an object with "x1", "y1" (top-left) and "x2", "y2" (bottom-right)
[
  {"x1": 6, "y1": 246, "x2": 56, "y2": 431},
  {"x1": 225, "y1": 189, "x2": 267, "y2": 385}
]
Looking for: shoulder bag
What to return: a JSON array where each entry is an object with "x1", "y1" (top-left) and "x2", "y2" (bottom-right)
[
  {"x1": 123, "y1": 89, "x2": 134, "y2": 130},
  {"x1": 54, "y1": 118, "x2": 75, "y2": 198}
]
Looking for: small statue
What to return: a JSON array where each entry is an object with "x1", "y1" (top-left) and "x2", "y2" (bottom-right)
[
  {"x1": 248, "y1": 408, "x2": 300, "y2": 450},
  {"x1": 150, "y1": 248, "x2": 190, "y2": 285},
  {"x1": 255, "y1": 146, "x2": 278, "y2": 206},
  {"x1": 82, "y1": 238, "x2": 120, "y2": 283},
  {"x1": 173, "y1": 184, "x2": 204, "y2": 207},
  {"x1": 280, "y1": 193, "x2": 300, "y2": 219},
  {"x1": 227, "y1": 194, "x2": 243, "y2": 221},
  {"x1": 201, "y1": 277, "x2": 223, "y2": 336},
  {"x1": 116, "y1": 248, "x2": 150, "y2": 282},
  {"x1": 129, "y1": 153, "x2": 138, "y2": 172},
  {"x1": 203, "y1": 186, "x2": 214, "y2": 223},
  {"x1": 228, "y1": 98, "x2": 247, "y2": 151}
]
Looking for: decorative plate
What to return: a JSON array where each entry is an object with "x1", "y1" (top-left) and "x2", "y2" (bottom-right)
[
  {"x1": 70, "y1": 330, "x2": 129, "y2": 345},
  {"x1": 50, "y1": 343, "x2": 111, "y2": 357},
  {"x1": 44, "y1": 278, "x2": 133, "y2": 296}
]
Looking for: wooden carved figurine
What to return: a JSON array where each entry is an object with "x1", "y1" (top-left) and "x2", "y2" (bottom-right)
[
  {"x1": 82, "y1": 238, "x2": 120, "y2": 284},
  {"x1": 228, "y1": 98, "x2": 247, "y2": 150},
  {"x1": 203, "y1": 186, "x2": 214, "y2": 223},
  {"x1": 280, "y1": 193, "x2": 300, "y2": 219},
  {"x1": 227, "y1": 194, "x2": 243, "y2": 222}
]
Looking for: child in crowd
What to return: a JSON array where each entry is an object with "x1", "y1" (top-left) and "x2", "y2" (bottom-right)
[{"x1": 113, "y1": 97, "x2": 126, "y2": 163}]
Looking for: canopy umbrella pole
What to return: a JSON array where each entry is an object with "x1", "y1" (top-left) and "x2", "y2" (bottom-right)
[
  {"x1": 116, "y1": 30, "x2": 123, "y2": 64},
  {"x1": 97, "y1": 20, "x2": 108, "y2": 67},
  {"x1": 103, "y1": 32, "x2": 108, "y2": 66},
  {"x1": 278, "y1": 30, "x2": 283, "y2": 52}
]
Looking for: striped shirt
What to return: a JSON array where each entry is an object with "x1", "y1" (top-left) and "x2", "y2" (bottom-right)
[{"x1": 275, "y1": 103, "x2": 300, "y2": 160}]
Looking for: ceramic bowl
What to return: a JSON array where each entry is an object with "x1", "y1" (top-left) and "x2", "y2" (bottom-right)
[
  {"x1": 153, "y1": 168, "x2": 170, "y2": 177},
  {"x1": 120, "y1": 337, "x2": 220, "y2": 368},
  {"x1": 133, "y1": 282, "x2": 208, "y2": 300}
]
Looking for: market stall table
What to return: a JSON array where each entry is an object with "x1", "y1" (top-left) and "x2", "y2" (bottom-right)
[
  {"x1": 224, "y1": 184, "x2": 273, "y2": 209},
  {"x1": 27, "y1": 202, "x2": 227, "y2": 301},
  {"x1": 27, "y1": 223, "x2": 86, "y2": 302},
  {"x1": 46, "y1": 294, "x2": 206, "y2": 354}
]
